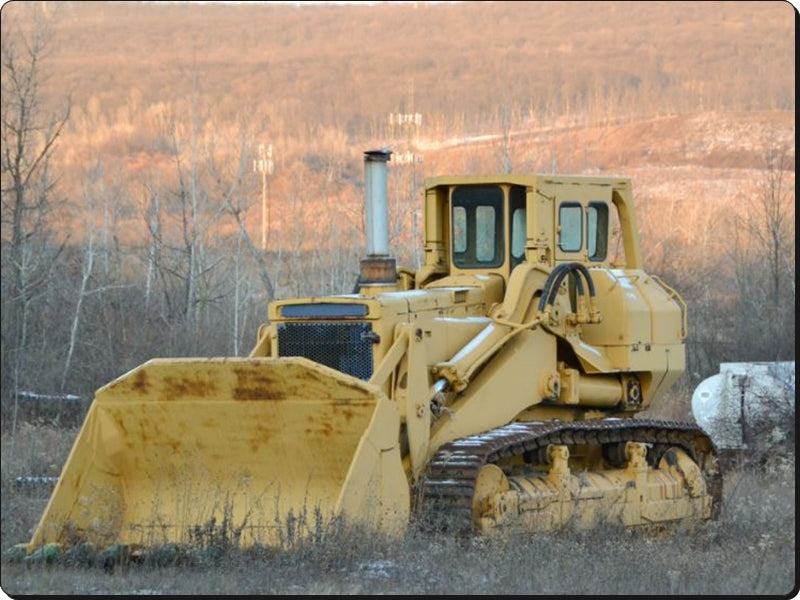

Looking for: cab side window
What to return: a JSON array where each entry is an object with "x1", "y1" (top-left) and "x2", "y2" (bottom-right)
[
  {"x1": 559, "y1": 201, "x2": 609, "y2": 261},
  {"x1": 586, "y1": 202, "x2": 609, "y2": 261},
  {"x1": 558, "y1": 203, "x2": 583, "y2": 252},
  {"x1": 510, "y1": 185, "x2": 526, "y2": 269}
]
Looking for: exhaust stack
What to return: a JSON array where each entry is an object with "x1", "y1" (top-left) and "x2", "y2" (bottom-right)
[{"x1": 359, "y1": 150, "x2": 397, "y2": 290}]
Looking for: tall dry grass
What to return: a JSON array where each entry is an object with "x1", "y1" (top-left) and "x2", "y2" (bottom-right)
[{"x1": 0, "y1": 423, "x2": 794, "y2": 596}]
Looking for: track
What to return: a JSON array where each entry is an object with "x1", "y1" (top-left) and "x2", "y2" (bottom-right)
[{"x1": 413, "y1": 418, "x2": 722, "y2": 534}]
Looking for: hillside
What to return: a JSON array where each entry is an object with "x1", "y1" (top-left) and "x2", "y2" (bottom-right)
[
  {"x1": 2, "y1": 1, "x2": 794, "y2": 174},
  {"x1": 0, "y1": 0, "x2": 795, "y2": 401}
]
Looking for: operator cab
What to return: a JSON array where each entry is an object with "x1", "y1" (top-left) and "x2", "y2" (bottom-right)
[{"x1": 420, "y1": 174, "x2": 626, "y2": 291}]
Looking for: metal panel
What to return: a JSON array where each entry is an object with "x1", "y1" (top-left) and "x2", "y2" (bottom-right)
[
  {"x1": 281, "y1": 303, "x2": 369, "y2": 318},
  {"x1": 278, "y1": 322, "x2": 374, "y2": 380}
]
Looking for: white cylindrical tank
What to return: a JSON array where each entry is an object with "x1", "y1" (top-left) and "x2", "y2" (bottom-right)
[{"x1": 691, "y1": 362, "x2": 795, "y2": 452}]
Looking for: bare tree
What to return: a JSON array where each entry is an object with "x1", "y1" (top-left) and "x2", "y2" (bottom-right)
[
  {"x1": 729, "y1": 139, "x2": 795, "y2": 362},
  {"x1": 151, "y1": 84, "x2": 230, "y2": 353},
  {"x1": 61, "y1": 183, "x2": 97, "y2": 391},
  {"x1": 752, "y1": 141, "x2": 795, "y2": 307},
  {"x1": 494, "y1": 104, "x2": 518, "y2": 174},
  {"x1": 142, "y1": 181, "x2": 164, "y2": 311},
  {"x1": 1, "y1": 5, "x2": 71, "y2": 430},
  {"x1": 207, "y1": 125, "x2": 278, "y2": 353},
  {"x1": 60, "y1": 161, "x2": 125, "y2": 390}
]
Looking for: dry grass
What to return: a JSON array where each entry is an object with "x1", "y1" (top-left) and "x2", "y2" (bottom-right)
[{"x1": 0, "y1": 424, "x2": 794, "y2": 596}]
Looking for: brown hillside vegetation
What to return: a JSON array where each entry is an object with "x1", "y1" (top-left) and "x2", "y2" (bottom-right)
[
  {"x1": 0, "y1": 0, "x2": 793, "y2": 401},
  {"x1": 2, "y1": 1, "x2": 794, "y2": 213},
  {"x1": 3, "y1": 1, "x2": 795, "y2": 170},
  {"x1": 1, "y1": 1, "x2": 794, "y2": 276},
  {"x1": 9, "y1": 1, "x2": 796, "y2": 122}
]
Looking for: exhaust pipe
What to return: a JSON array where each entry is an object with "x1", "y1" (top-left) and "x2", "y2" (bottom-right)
[{"x1": 358, "y1": 149, "x2": 397, "y2": 290}]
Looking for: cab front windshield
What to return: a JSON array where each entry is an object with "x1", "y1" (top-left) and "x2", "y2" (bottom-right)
[{"x1": 451, "y1": 184, "x2": 526, "y2": 270}]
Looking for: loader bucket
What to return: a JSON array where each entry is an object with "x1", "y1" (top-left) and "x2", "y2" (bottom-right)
[{"x1": 25, "y1": 357, "x2": 409, "y2": 553}]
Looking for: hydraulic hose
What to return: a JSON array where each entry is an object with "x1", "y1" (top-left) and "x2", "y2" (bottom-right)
[{"x1": 538, "y1": 262, "x2": 598, "y2": 322}]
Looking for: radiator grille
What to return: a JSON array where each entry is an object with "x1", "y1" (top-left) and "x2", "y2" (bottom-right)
[{"x1": 277, "y1": 322, "x2": 374, "y2": 380}]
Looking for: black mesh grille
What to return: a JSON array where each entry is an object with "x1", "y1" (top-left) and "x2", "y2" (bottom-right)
[{"x1": 277, "y1": 322, "x2": 374, "y2": 380}]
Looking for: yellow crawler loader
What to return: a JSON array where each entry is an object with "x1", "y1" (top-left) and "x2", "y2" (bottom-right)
[{"x1": 20, "y1": 150, "x2": 721, "y2": 557}]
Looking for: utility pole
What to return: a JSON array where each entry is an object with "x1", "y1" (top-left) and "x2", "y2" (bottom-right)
[{"x1": 253, "y1": 144, "x2": 274, "y2": 250}]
